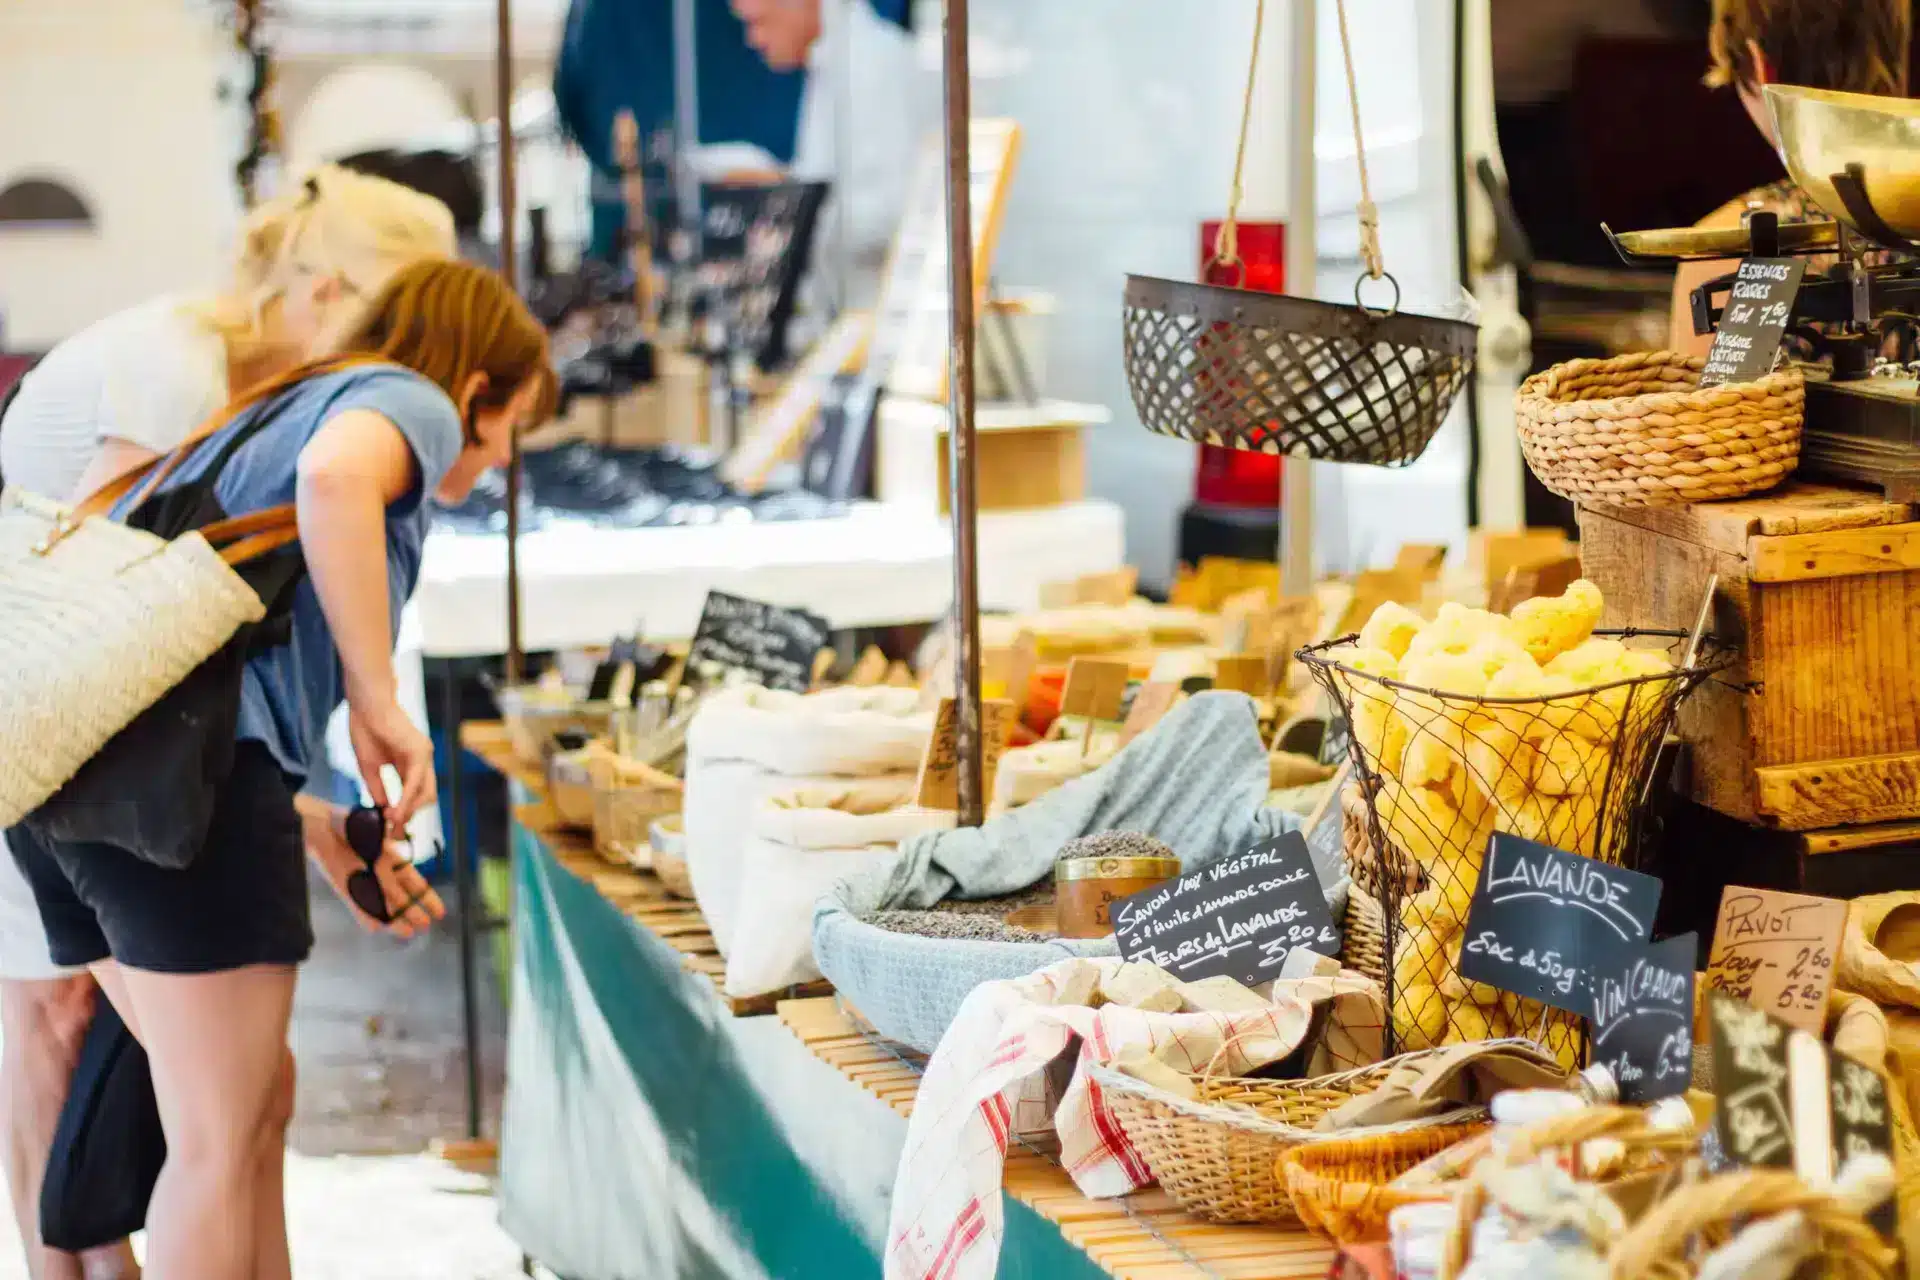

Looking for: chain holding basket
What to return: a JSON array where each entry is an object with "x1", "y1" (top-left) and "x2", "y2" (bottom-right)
[{"x1": 1300, "y1": 626, "x2": 1726, "y2": 1063}]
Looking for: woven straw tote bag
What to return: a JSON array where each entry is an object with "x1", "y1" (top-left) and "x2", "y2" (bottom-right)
[{"x1": 0, "y1": 356, "x2": 376, "y2": 830}]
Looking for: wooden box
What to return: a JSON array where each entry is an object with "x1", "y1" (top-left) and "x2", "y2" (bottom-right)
[
  {"x1": 1579, "y1": 482, "x2": 1920, "y2": 831},
  {"x1": 534, "y1": 346, "x2": 709, "y2": 450},
  {"x1": 875, "y1": 396, "x2": 1103, "y2": 517}
]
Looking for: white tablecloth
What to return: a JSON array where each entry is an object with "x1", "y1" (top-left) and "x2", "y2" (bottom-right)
[
  {"x1": 409, "y1": 499, "x2": 1127, "y2": 656},
  {"x1": 330, "y1": 500, "x2": 1128, "y2": 846}
]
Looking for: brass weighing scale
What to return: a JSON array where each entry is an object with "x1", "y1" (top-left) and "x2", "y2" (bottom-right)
[{"x1": 1603, "y1": 85, "x2": 1920, "y2": 500}]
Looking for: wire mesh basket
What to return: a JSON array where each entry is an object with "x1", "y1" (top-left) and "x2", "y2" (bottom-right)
[
  {"x1": 1122, "y1": 275, "x2": 1479, "y2": 465},
  {"x1": 1300, "y1": 630, "x2": 1726, "y2": 1064}
]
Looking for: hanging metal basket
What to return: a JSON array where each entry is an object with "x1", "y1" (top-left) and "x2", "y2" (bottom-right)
[
  {"x1": 1122, "y1": 0, "x2": 1479, "y2": 467},
  {"x1": 1122, "y1": 276, "x2": 1479, "y2": 465}
]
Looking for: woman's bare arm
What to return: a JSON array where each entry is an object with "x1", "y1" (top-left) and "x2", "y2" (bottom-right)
[
  {"x1": 67, "y1": 437, "x2": 160, "y2": 503},
  {"x1": 295, "y1": 408, "x2": 416, "y2": 711}
]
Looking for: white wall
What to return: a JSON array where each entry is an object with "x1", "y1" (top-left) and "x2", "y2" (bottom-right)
[{"x1": 0, "y1": 0, "x2": 236, "y2": 348}]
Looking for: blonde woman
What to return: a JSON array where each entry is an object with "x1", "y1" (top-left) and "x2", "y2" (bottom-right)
[{"x1": 0, "y1": 165, "x2": 453, "y2": 1280}]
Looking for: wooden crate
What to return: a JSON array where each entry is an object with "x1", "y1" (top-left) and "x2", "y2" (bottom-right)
[
  {"x1": 1579, "y1": 481, "x2": 1920, "y2": 830},
  {"x1": 876, "y1": 396, "x2": 1102, "y2": 516}
]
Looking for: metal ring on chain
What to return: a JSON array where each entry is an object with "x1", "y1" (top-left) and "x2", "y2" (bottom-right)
[
  {"x1": 1201, "y1": 256, "x2": 1248, "y2": 289},
  {"x1": 1354, "y1": 271, "x2": 1401, "y2": 318}
]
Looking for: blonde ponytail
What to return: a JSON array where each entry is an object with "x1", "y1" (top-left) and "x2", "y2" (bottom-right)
[{"x1": 195, "y1": 165, "x2": 457, "y2": 356}]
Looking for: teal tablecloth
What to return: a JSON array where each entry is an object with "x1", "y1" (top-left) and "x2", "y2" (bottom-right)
[{"x1": 497, "y1": 816, "x2": 1111, "y2": 1280}]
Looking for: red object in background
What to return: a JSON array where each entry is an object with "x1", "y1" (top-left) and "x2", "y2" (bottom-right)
[{"x1": 1194, "y1": 219, "x2": 1286, "y2": 509}]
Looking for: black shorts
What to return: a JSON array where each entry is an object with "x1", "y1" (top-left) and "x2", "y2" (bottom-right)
[{"x1": 9, "y1": 742, "x2": 314, "y2": 973}]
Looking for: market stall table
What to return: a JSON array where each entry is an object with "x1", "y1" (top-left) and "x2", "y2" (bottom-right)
[{"x1": 477, "y1": 740, "x2": 1338, "y2": 1279}]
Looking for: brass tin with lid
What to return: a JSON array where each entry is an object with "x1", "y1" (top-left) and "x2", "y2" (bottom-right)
[{"x1": 1053, "y1": 855, "x2": 1180, "y2": 938}]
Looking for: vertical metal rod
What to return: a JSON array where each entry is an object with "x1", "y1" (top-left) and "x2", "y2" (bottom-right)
[
  {"x1": 1279, "y1": 0, "x2": 1317, "y2": 597},
  {"x1": 442, "y1": 668, "x2": 483, "y2": 1140},
  {"x1": 941, "y1": 0, "x2": 984, "y2": 828},
  {"x1": 831, "y1": 0, "x2": 855, "y2": 314},
  {"x1": 671, "y1": 0, "x2": 703, "y2": 247},
  {"x1": 497, "y1": 0, "x2": 524, "y2": 685}
]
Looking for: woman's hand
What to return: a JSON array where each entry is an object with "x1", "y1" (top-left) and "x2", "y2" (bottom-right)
[
  {"x1": 300, "y1": 801, "x2": 445, "y2": 938},
  {"x1": 348, "y1": 700, "x2": 436, "y2": 829}
]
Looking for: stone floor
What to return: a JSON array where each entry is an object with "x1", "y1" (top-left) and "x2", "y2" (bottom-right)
[{"x1": 0, "y1": 867, "x2": 535, "y2": 1278}]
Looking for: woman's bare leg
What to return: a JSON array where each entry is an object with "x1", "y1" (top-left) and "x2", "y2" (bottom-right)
[{"x1": 96, "y1": 961, "x2": 296, "y2": 1280}]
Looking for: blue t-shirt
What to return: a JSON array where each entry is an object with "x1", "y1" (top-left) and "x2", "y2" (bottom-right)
[{"x1": 122, "y1": 367, "x2": 463, "y2": 782}]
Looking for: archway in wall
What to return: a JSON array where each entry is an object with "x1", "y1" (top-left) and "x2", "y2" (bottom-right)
[
  {"x1": 0, "y1": 176, "x2": 96, "y2": 230},
  {"x1": 285, "y1": 61, "x2": 466, "y2": 175}
]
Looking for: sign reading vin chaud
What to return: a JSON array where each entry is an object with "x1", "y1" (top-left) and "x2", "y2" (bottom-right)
[{"x1": 1112, "y1": 833, "x2": 1339, "y2": 987}]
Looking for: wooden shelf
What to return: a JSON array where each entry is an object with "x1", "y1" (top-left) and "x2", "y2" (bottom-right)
[
  {"x1": 465, "y1": 721, "x2": 830, "y2": 1018},
  {"x1": 775, "y1": 998, "x2": 1336, "y2": 1280}
]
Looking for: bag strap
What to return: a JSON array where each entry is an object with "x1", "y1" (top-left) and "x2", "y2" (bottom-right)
[
  {"x1": 68, "y1": 353, "x2": 393, "y2": 528},
  {"x1": 213, "y1": 514, "x2": 300, "y2": 567}
]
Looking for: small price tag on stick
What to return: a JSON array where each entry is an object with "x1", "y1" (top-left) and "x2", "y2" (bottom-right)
[
  {"x1": 1118, "y1": 681, "x2": 1179, "y2": 747},
  {"x1": 980, "y1": 631, "x2": 1037, "y2": 705},
  {"x1": 915, "y1": 697, "x2": 1016, "y2": 810},
  {"x1": 1699, "y1": 257, "x2": 1805, "y2": 387},
  {"x1": 1061, "y1": 657, "x2": 1129, "y2": 722},
  {"x1": 1704, "y1": 886, "x2": 1847, "y2": 1036},
  {"x1": 1062, "y1": 656, "x2": 1131, "y2": 760},
  {"x1": 1213, "y1": 655, "x2": 1269, "y2": 696}
]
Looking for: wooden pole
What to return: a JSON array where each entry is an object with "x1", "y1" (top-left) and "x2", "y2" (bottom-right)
[
  {"x1": 941, "y1": 0, "x2": 984, "y2": 827},
  {"x1": 497, "y1": 0, "x2": 523, "y2": 685}
]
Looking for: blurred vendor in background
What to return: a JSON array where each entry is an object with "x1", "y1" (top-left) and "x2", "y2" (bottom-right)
[
  {"x1": 554, "y1": 0, "x2": 928, "y2": 320},
  {"x1": 1668, "y1": 0, "x2": 1912, "y2": 356}
]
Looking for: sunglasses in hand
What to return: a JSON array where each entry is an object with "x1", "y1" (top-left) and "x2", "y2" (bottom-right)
[{"x1": 342, "y1": 805, "x2": 438, "y2": 926}]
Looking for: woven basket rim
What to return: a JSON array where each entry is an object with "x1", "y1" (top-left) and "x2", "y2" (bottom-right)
[
  {"x1": 1279, "y1": 1120, "x2": 1487, "y2": 1169},
  {"x1": 1517, "y1": 350, "x2": 1805, "y2": 415},
  {"x1": 1295, "y1": 629, "x2": 1732, "y2": 702},
  {"x1": 1088, "y1": 1043, "x2": 1525, "y2": 1138},
  {"x1": 1124, "y1": 273, "x2": 1481, "y2": 355}
]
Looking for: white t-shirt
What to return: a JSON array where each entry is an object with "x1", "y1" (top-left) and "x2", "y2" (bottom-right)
[
  {"x1": 0, "y1": 295, "x2": 226, "y2": 979},
  {"x1": 0, "y1": 295, "x2": 227, "y2": 501}
]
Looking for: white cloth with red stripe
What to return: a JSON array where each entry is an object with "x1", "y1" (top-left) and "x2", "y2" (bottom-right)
[{"x1": 884, "y1": 957, "x2": 1377, "y2": 1280}]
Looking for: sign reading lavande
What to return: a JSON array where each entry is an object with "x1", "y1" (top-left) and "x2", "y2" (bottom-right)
[
  {"x1": 685, "y1": 591, "x2": 832, "y2": 694},
  {"x1": 1699, "y1": 257, "x2": 1804, "y2": 387},
  {"x1": 1112, "y1": 833, "x2": 1339, "y2": 986},
  {"x1": 1457, "y1": 833, "x2": 1662, "y2": 1014}
]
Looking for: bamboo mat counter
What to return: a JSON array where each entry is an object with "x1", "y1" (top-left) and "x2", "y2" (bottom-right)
[
  {"x1": 777, "y1": 997, "x2": 1337, "y2": 1280},
  {"x1": 459, "y1": 720, "x2": 830, "y2": 1016}
]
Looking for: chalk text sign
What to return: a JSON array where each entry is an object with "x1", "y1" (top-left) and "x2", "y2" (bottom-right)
[{"x1": 1113, "y1": 833, "x2": 1339, "y2": 987}]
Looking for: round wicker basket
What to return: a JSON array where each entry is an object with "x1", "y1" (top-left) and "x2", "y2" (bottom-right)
[{"x1": 1515, "y1": 350, "x2": 1803, "y2": 507}]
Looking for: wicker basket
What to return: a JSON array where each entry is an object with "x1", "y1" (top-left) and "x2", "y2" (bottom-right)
[
  {"x1": 1280, "y1": 1124, "x2": 1484, "y2": 1244},
  {"x1": 1515, "y1": 350, "x2": 1803, "y2": 507},
  {"x1": 1344, "y1": 885, "x2": 1386, "y2": 988},
  {"x1": 650, "y1": 815, "x2": 694, "y2": 898},
  {"x1": 1094, "y1": 1046, "x2": 1497, "y2": 1226},
  {"x1": 590, "y1": 759, "x2": 683, "y2": 865}
]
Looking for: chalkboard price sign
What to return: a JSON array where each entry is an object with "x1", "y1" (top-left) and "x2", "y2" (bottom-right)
[
  {"x1": 1699, "y1": 257, "x2": 1805, "y2": 387},
  {"x1": 1112, "y1": 833, "x2": 1339, "y2": 987},
  {"x1": 685, "y1": 591, "x2": 831, "y2": 694},
  {"x1": 1708, "y1": 992, "x2": 1796, "y2": 1169},
  {"x1": 1703, "y1": 886, "x2": 1846, "y2": 1036},
  {"x1": 1588, "y1": 932, "x2": 1696, "y2": 1104},
  {"x1": 1457, "y1": 834, "x2": 1662, "y2": 1014}
]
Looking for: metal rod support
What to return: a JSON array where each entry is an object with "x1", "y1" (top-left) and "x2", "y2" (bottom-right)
[
  {"x1": 497, "y1": 0, "x2": 523, "y2": 685},
  {"x1": 941, "y1": 0, "x2": 984, "y2": 827},
  {"x1": 442, "y1": 667, "x2": 483, "y2": 1140}
]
